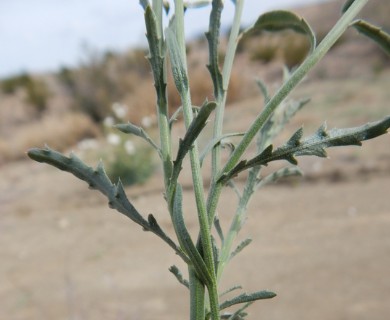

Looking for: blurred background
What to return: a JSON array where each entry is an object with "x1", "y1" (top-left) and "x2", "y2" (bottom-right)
[{"x1": 1, "y1": 0, "x2": 389, "y2": 319}]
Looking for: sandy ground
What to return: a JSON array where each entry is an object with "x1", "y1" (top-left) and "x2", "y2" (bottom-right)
[{"x1": 1, "y1": 71, "x2": 390, "y2": 319}]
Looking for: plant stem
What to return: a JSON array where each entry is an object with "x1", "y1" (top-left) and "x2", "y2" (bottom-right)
[
  {"x1": 207, "y1": 0, "x2": 369, "y2": 228},
  {"x1": 174, "y1": 1, "x2": 220, "y2": 318}
]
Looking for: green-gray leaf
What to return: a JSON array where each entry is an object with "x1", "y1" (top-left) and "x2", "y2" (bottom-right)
[
  {"x1": 350, "y1": 19, "x2": 390, "y2": 56},
  {"x1": 172, "y1": 184, "x2": 213, "y2": 286},
  {"x1": 115, "y1": 122, "x2": 160, "y2": 153},
  {"x1": 240, "y1": 10, "x2": 316, "y2": 54},
  {"x1": 219, "y1": 290, "x2": 277, "y2": 310},
  {"x1": 221, "y1": 116, "x2": 390, "y2": 183},
  {"x1": 169, "y1": 265, "x2": 190, "y2": 289},
  {"x1": 27, "y1": 147, "x2": 188, "y2": 263}
]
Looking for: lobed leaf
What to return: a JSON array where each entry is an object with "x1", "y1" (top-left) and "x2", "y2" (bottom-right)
[
  {"x1": 27, "y1": 147, "x2": 189, "y2": 263},
  {"x1": 350, "y1": 19, "x2": 390, "y2": 56},
  {"x1": 221, "y1": 116, "x2": 390, "y2": 183}
]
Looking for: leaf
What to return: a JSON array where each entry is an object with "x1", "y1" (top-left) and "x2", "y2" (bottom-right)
[
  {"x1": 219, "y1": 290, "x2": 277, "y2": 310},
  {"x1": 172, "y1": 184, "x2": 213, "y2": 286},
  {"x1": 255, "y1": 78, "x2": 270, "y2": 104},
  {"x1": 257, "y1": 97, "x2": 310, "y2": 153},
  {"x1": 206, "y1": 0, "x2": 224, "y2": 99},
  {"x1": 226, "y1": 302, "x2": 252, "y2": 320},
  {"x1": 200, "y1": 132, "x2": 245, "y2": 166},
  {"x1": 240, "y1": 10, "x2": 316, "y2": 54},
  {"x1": 144, "y1": 5, "x2": 167, "y2": 102},
  {"x1": 166, "y1": 18, "x2": 189, "y2": 93},
  {"x1": 170, "y1": 101, "x2": 216, "y2": 187},
  {"x1": 220, "y1": 116, "x2": 390, "y2": 183},
  {"x1": 169, "y1": 265, "x2": 189, "y2": 289},
  {"x1": 229, "y1": 238, "x2": 252, "y2": 261},
  {"x1": 27, "y1": 147, "x2": 189, "y2": 263},
  {"x1": 220, "y1": 285, "x2": 243, "y2": 297},
  {"x1": 214, "y1": 215, "x2": 225, "y2": 243},
  {"x1": 256, "y1": 166, "x2": 303, "y2": 189},
  {"x1": 115, "y1": 122, "x2": 160, "y2": 153},
  {"x1": 350, "y1": 19, "x2": 390, "y2": 56}
]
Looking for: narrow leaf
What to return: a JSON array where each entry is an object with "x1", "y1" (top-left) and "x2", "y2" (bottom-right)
[
  {"x1": 169, "y1": 265, "x2": 190, "y2": 289},
  {"x1": 172, "y1": 185, "x2": 213, "y2": 285},
  {"x1": 170, "y1": 101, "x2": 217, "y2": 187},
  {"x1": 256, "y1": 166, "x2": 303, "y2": 189},
  {"x1": 200, "y1": 132, "x2": 245, "y2": 166},
  {"x1": 220, "y1": 285, "x2": 243, "y2": 297},
  {"x1": 214, "y1": 215, "x2": 225, "y2": 243},
  {"x1": 115, "y1": 122, "x2": 160, "y2": 153},
  {"x1": 206, "y1": 0, "x2": 224, "y2": 99},
  {"x1": 229, "y1": 238, "x2": 252, "y2": 261},
  {"x1": 166, "y1": 18, "x2": 189, "y2": 93},
  {"x1": 220, "y1": 291, "x2": 277, "y2": 310},
  {"x1": 350, "y1": 19, "x2": 390, "y2": 55},
  {"x1": 241, "y1": 10, "x2": 316, "y2": 54}
]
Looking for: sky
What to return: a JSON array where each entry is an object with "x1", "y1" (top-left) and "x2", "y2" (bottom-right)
[{"x1": 0, "y1": 0, "x2": 330, "y2": 78}]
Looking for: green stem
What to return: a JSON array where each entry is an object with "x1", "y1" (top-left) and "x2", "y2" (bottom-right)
[
  {"x1": 220, "y1": 0, "x2": 369, "y2": 178},
  {"x1": 210, "y1": 0, "x2": 244, "y2": 187},
  {"x1": 174, "y1": 1, "x2": 219, "y2": 319},
  {"x1": 189, "y1": 267, "x2": 206, "y2": 320},
  {"x1": 207, "y1": 0, "x2": 369, "y2": 228}
]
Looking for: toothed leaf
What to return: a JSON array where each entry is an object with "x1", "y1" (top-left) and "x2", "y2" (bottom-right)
[
  {"x1": 27, "y1": 147, "x2": 188, "y2": 262},
  {"x1": 221, "y1": 116, "x2": 390, "y2": 183}
]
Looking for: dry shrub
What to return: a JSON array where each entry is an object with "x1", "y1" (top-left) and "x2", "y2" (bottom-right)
[{"x1": 0, "y1": 112, "x2": 98, "y2": 164}]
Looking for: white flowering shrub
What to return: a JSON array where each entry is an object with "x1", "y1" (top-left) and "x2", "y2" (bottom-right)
[{"x1": 100, "y1": 103, "x2": 155, "y2": 186}]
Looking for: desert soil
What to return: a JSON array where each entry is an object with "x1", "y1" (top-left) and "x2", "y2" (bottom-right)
[{"x1": 1, "y1": 70, "x2": 390, "y2": 319}]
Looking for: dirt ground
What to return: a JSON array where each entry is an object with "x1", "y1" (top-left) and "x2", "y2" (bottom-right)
[{"x1": 1, "y1": 70, "x2": 390, "y2": 319}]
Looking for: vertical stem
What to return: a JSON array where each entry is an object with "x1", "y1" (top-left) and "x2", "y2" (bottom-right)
[
  {"x1": 174, "y1": 1, "x2": 220, "y2": 319},
  {"x1": 208, "y1": 0, "x2": 244, "y2": 223},
  {"x1": 207, "y1": 0, "x2": 369, "y2": 229},
  {"x1": 189, "y1": 267, "x2": 206, "y2": 320}
]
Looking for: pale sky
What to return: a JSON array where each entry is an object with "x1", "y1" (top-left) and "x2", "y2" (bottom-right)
[{"x1": 0, "y1": 0, "x2": 331, "y2": 78}]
